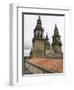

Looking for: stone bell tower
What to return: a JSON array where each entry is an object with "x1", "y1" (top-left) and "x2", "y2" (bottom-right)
[
  {"x1": 30, "y1": 16, "x2": 45, "y2": 57},
  {"x1": 52, "y1": 24, "x2": 62, "y2": 54}
]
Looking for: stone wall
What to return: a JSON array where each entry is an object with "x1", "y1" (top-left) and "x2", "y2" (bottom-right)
[{"x1": 32, "y1": 40, "x2": 45, "y2": 57}]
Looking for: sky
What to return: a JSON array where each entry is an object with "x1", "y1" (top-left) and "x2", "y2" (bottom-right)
[{"x1": 24, "y1": 15, "x2": 64, "y2": 56}]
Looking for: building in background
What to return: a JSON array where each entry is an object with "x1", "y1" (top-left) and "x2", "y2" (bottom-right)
[
  {"x1": 30, "y1": 16, "x2": 63, "y2": 59},
  {"x1": 24, "y1": 16, "x2": 63, "y2": 74}
]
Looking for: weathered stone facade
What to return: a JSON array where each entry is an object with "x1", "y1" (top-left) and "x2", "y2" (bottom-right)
[{"x1": 30, "y1": 16, "x2": 63, "y2": 59}]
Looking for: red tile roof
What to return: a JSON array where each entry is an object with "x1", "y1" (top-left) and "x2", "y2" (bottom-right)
[{"x1": 27, "y1": 58, "x2": 63, "y2": 73}]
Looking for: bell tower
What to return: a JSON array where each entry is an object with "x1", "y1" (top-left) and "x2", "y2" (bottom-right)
[
  {"x1": 52, "y1": 24, "x2": 62, "y2": 53},
  {"x1": 45, "y1": 32, "x2": 50, "y2": 49},
  {"x1": 33, "y1": 16, "x2": 44, "y2": 39},
  {"x1": 31, "y1": 16, "x2": 45, "y2": 57}
]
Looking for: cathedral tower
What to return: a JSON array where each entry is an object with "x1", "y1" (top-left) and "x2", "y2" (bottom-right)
[
  {"x1": 52, "y1": 24, "x2": 62, "y2": 54},
  {"x1": 31, "y1": 16, "x2": 45, "y2": 57},
  {"x1": 30, "y1": 17, "x2": 63, "y2": 59}
]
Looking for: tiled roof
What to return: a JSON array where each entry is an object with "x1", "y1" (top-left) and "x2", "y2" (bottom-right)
[{"x1": 27, "y1": 58, "x2": 63, "y2": 73}]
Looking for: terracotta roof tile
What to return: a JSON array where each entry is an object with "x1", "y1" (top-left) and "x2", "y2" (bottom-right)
[{"x1": 27, "y1": 58, "x2": 63, "y2": 73}]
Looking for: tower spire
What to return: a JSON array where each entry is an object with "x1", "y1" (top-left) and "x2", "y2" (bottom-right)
[
  {"x1": 54, "y1": 24, "x2": 59, "y2": 36},
  {"x1": 33, "y1": 16, "x2": 44, "y2": 41},
  {"x1": 39, "y1": 15, "x2": 40, "y2": 19},
  {"x1": 37, "y1": 15, "x2": 42, "y2": 25},
  {"x1": 55, "y1": 24, "x2": 58, "y2": 31},
  {"x1": 52, "y1": 24, "x2": 62, "y2": 53}
]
